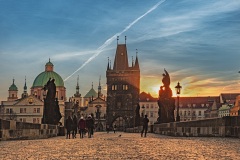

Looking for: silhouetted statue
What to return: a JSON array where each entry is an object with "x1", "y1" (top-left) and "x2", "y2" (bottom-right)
[
  {"x1": 162, "y1": 68, "x2": 170, "y2": 88},
  {"x1": 157, "y1": 69, "x2": 175, "y2": 123},
  {"x1": 42, "y1": 79, "x2": 62, "y2": 125}
]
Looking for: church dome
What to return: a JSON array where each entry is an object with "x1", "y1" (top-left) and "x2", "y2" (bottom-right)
[
  {"x1": 32, "y1": 59, "x2": 64, "y2": 87},
  {"x1": 9, "y1": 79, "x2": 18, "y2": 91},
  {"x1": 32, "y1": 71, "x2": 64, "y2": 87}
]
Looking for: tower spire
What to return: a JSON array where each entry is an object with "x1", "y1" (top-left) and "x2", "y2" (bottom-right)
[
  {"x1": 22, "y1": 76, "x2": 28, "y2": 98},
  {"x1": 98, "y1": 76, "x2": 102, "y2": 98},
  {"x1": 107, "y1": 57, "x2": 110, "y2": 70},
  {"x1": 132, "y1": 56, "x2": 134, "y2": 67},
  {"x1": 74, "y1": 75, "x2": 81, "y2": 97},
  {"x1": 134, "y1": 49, "x2": 140, "y2": 70}
]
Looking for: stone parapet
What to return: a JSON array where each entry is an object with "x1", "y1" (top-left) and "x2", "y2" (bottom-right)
[
  {"x1": 153, "y1": 116, "x2": 240, "y2": 138},
  {"x1": 0, "y1": 119, "x2": 58, "y2": 141}
]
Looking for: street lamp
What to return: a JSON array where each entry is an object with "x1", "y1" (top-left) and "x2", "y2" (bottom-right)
[{"x1": 175, "y1": 82, "x2": 182, "y2": 122}]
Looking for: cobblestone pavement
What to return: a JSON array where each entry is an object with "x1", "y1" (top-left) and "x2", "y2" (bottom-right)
[{"x1": 1, "y1": 132, "x2": 240, "y2": 160}]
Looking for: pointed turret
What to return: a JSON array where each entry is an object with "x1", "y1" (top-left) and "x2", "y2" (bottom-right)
[
  {"x1": 22, "y1": 76, "x2": 28, "y2": 98},
  {"x1": 8, "y1": 78, "x2": 18, "y2": 101},
  {"x1": 134, "y1": 49, "x2": 140, "y2": 70},
  {"x1": 98, "y1": 76, "x2": 102, "y2": 98},
  {"x1": 74, "y1": 75, "x2": 81, "y2": 97},
  {"x1": 107, "y1": 57, "x2": 110, "y2": 70}
]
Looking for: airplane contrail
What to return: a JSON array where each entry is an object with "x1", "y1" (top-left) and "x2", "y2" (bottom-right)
[{"x1": 64, "y1": 0, "x2": 166, "y2": 81}]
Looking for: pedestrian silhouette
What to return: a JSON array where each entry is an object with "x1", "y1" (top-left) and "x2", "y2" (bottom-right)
[
  {"x1": 113, "y1": 124, "x2": 117, "y2": 133},
  {"x1": 65, "y1": 116, "x2": 73, "y2": 139},
  {"x1": 78, "y1": 116, "x2": 86, "y2": 139},
  {"x1": 72, "y1": 115, "x2": 78, "y2": 138},
  {"x1": 86, "y1": 115, "x2": 94, "y2": 138},
  {"x1": 141, "y1": 115, "x2": 149, "y2": 137}
]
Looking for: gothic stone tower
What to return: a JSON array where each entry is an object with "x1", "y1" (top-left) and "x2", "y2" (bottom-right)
[{"x1": 106, "y1": 39, "x2": 140, "y2": 129}]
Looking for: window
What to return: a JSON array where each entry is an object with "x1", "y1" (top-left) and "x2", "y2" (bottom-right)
[
  {"x1": 180, "y1": 111, "x2": 182, "y2": 116},
  {"x1": 146, "y1": 104, "x2": 149, "y2": 109},
  {"x1": 150, "y1": 104, "x2": 154, "y2": 109},
  {"x1": 33, "y1": 108, "x2": 36, "y2": 113},
  {"x1": 193, "y1": 111, "x2": 196, "y2": 116},
  {"x1": 37, "y1": 108, "x2": 40, "y2": 113},
  {"x1": 6, "y1": 109, "x2": 9, "y2": 113},
  {"x1": 33, "y1": 118, "x2": 36, "y2": 123},
  {"x1": 199, "y1": 111, "x2": 202, "y2": 116},
  {"x1": 188, "y1": 111, "x2": 190, "y2": 116},
  {"x1": 112, "y1": 85, "x2": 117, "y2": 91},
  {"x1": 123, "y1": 85, "x2": 128, "y2": 90},
  {"x1": 37, "y1": 118, "x2": 40, "y2": 123},
  {"x1": 20, "y1": 108, "x2": 26, "y2": 113},
  {"x1": 150, "y1": 112, "x2": 154, "y2": 117},
  {"x1": 184, "y1": 111, "x2": 186, "y2": 116}
]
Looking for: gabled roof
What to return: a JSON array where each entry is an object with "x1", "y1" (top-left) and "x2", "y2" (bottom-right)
[{"x1": 14, "y1": 95, "x2": 43, "y2": 106}]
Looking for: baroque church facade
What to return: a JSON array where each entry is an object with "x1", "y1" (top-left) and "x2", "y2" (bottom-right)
[
  {"x1": 0, "y1": 60, "x2": 66, "y2": 125},
  {"x1": 106, "y1": 38, "x2": 140, "y2": 129}
]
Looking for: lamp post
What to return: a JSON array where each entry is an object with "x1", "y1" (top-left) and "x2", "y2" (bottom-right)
[{"x1": 175, "y1": 82, "x2": 182, "y2": 122}]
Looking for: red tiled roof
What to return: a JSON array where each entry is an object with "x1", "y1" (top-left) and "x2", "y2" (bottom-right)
[{"x1": 174, "y1": 96, "x2": 220, "y2": 109}]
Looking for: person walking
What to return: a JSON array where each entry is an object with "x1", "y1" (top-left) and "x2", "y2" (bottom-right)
[
  {"x1": 78, "y1": 116, "x2": 86, "y2": 139},
  {"x1": 72, "y1": 115, "x2": 78, "y2": 138},
  {"x1": 113, "y1": 124, "x2": 117, "y2": 133},
  {"x1": 106, "y1": 124, "x2": 110, "y2": 133},
  {"x1": 141, "y1": 114, "x2": 149, "y2": 137},
  {"x1": 65, "y1": 116, "x2": 73, "y2": 139},
  {"x1": 86, "y1": 115, "x2": 94, "y2": 138}
]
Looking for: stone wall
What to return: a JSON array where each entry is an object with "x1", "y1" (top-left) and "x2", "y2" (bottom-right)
[
  {"x1": 0, "y1": 119, "x2": 59, "y2": 141},
  {"x1": 153, "y1": 116, "x2": 240, "y2": 138}
]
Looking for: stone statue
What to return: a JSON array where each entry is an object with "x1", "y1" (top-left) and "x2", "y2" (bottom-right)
[
  {"x1": 162, "y1": 68, "x2": 170, "y2": 88},
  {"x1": 157, "y1": 69, "x2": 175, "y2": 123},
  {"x1": 42, "y1": 78, "x2": 62, "y2": 125}
]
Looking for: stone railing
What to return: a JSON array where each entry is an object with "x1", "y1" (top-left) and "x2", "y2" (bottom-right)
[
  {"x1": 153, "y1": 116, "x2": 240, "y2": 138},
  {"x1": 0, "y1": 119, "x2": 59, "y2": 141}
]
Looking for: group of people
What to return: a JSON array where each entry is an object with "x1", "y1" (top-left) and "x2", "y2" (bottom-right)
[
  {"x1": 65, "y1": 114, "x2": 150, "y2": 138},
  {"x1": 65, "y1": 114, "x2": 95, "y2": 139}
]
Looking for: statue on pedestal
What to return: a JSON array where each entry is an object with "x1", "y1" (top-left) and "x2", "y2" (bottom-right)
[
  {"x1": 42, "y1": 78, "x2": 62, "y2": 125},
  {"x1": 157, "y1": 69, "x2": 175, "y2": 123}
]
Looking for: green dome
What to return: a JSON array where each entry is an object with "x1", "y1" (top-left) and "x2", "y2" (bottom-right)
[
  {"x1": 32, "y1": 71, "x2": 64, "y2": 87},
  {"x1": 9, "y1": 79, "x2": 18, "y2": 91},
  {"x1": 9, "y1": 83, "x2": 18, "y2": 91}
]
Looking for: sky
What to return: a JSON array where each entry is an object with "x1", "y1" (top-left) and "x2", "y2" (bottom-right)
[{"x1": 0, "y1": 0, "x2": 240, "y2": 101}]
